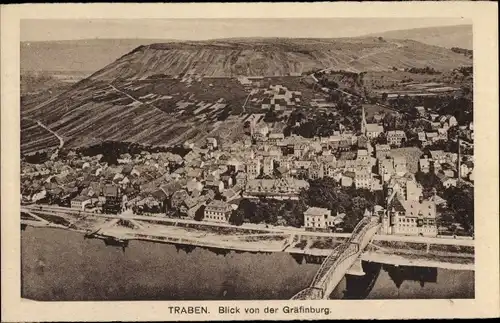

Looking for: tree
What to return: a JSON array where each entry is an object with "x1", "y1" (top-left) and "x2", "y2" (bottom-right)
[
  {"x1": 194, "y1": 205, "x2": 205, "y2": 221},
  {"x1": 373, "y1": 132, "x2": 388, "y2": 145},
  {"x1": 229, "y1": 208, "x2": 244, "y2": 226},
  {"x1": 442, "y1": 184, "x2": 474, "y2": 233}
]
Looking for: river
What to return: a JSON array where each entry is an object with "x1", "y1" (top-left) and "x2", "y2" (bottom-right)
[{"x1": 21, "y1": 227, "x2": 474, "y2": 301}]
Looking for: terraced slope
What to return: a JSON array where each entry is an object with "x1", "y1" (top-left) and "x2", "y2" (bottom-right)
[
  {"x1": 21, "y1": 119, "x2": 60, "y2": 154},
  {"x1": 21, "y1": 38, "x2": 472, "y2": 154},
  {"x1": 90, "y1": 38, "x2": 472, "y2": 79}
]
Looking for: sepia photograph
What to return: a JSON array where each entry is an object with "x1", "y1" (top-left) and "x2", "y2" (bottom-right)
[
  {"x1": 19, "y1": 17, "x2": 475, "y2": 301},
  {"x1": 2, "y1": 2, "x2": 499, "y2": 321}
]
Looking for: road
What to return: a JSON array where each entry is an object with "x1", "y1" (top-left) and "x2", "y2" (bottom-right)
[
  {"x1": 34, "y1": 120, "x2": 64, "y2": 150},
  {"x1": 22, "y1": 117, "x2": 65, "y2": 157},
  {"x1": 308, "y1": 41, "x2": 436, "y2": 121},
  {"x1": 23, "y1": 204, "x2": 474, "y2": 247}
]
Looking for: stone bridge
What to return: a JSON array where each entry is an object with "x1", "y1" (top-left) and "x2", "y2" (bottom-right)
[{"x1": 291, "y1": 215, "x2": 381, "y2": 300}]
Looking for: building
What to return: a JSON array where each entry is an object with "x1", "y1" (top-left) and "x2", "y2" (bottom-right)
[
  {"x1": 71, "y1": 195, "x2": 92, "y2": 210},
  {"x1": 206, "y1": 137, "x2": 218, "y2": 150},
  {"x1": 204, "y1": 200, "x2": 232, "y2": 223},
  {"x1": 387, "y1": 130, "x2": 407, "y2": 147},
  {"x1": 102, "y1": 185, "x2": 122, "y2": 214},
  {"x1": 381, "y1": 181, "x2": 438, "y2": 237},
  {"x1": 244, "y1": 178, "x2": 309, "y2": 200},
  {"x1": 361, "y1": 105, "x2": 384, "y2": 139},
  {"x1": 415, "y1": 106, "x2": 426, "y2": 117},
  {"x1": 365, "y1": 124, "x2": 385, "y2": 140},
  {"x1": 419, "y1": 156, "x2": 431, "y2": 173},
  {"x1": 246, "y1": 159, "x2": 261, "y2": 179},
  {"x1": 308, "y1": 161, "x2": 325, "y2": 180},
  {"x1": 268, "y1": 133, "x2": 285, "y2": 144},
  {"x1": 375, "y1": 144, "x2": 391, "y2": 160},
  {"x1": 356, "y1": 149, "x2": 370, "y2": 164},
  {"x1": 304, "y1": 207, "x2": 330, "y2": 230},
  {"x1": 378, "y1": 157, "x2": 395, "y2": 182},
  {"x1": 262, "y1": 157, "x2": 274, "y2": 176},
  {"x1": 393, "y1": 156, "x2": 407, "y2": 175},
  {"x1": 354, "y1": 169, "x2": 372, "y2": 190}
]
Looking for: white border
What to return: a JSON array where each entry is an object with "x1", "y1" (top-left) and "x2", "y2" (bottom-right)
[{"x1": 2, "y1": 2, "x2": 499, "y2": 321}]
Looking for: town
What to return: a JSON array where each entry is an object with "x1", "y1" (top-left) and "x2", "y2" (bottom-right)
[{"x1": 21, "y1": 71, "x2": 474, "y2": 239}]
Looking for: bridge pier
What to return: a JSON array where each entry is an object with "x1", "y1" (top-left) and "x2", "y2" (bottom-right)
[
  {"x1": 290, "y1": 217, "x2": 381, "y2": 300},
  {"x1": 346, "y1": 258, "x2": 365, "y2": 276}
]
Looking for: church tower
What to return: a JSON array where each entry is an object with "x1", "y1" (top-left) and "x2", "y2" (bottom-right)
[{"x1": 361, "y1": 105, "x2": 367, "y2": 136}]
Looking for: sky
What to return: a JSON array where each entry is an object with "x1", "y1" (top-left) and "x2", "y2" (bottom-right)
[{"x1": 20, "y1": 18, "x2": 471, "y2": 42}]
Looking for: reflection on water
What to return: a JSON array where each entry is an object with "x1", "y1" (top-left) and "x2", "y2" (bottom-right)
[{"x1": 21, "y1": 227, "x2": 474, "y2": 301}]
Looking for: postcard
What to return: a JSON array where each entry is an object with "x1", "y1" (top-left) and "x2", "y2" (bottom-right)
[{"x1": 1, "y1": 2, "x2": 498, "y2": 321}]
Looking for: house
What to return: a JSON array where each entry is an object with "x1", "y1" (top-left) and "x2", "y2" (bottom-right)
[
  {"x1": 71, "y1": 195, "x2": 92, "y2": 210},
  {"x1": 102, "y1": 185, "x2": 122, "y2": 214},
  {"x1": 429, "y1": 150, "x2": 446, "y2": 164},
  {"x1": 387, "y1": 130, "x2": 406, "y2": 147},
  {"x1": 180, "y1": 197, "x2": 204, "y2": 218},
  {"x1": 437, "y1": 128, "x2": 448, "y2": 141},
  {"x1": 204, "y1": 200, "x2": 232, "y2": 223},
  {"x1": 206, "y1": 137, "x2": 218, "y2": 150},
  {"x1": 341, "y1": 173, "x2": 354, "y2": 187},
  {"x1": 460, "y1": 162, "x2": 473, "y2": 178},
  {"x1": 443, "y1": 168, "x2": 455, "y2": 178},
  {"x1": 221, "y1": 185, "x2": 242, "y2": 202},
  {"x1": 437, "y1": 173, "x2": 457, "y2": 188},
  {"x1": 31, "y1": 189, "x2": 47, "y2": 202},
  {"x1": 243, "y1": 178, "x2": 309, "y2": 200},
  {"x1": 393, "y1": 156, "x2": 407, "y2": 175},
  {"x1": 186, "y1": 178, "x2": 204, "y2": 193},
  {"x1": 304, "y1": 207, "x2": 330, "y2": 230},
  {"x1": 354, "y1": 169, "x2": 372, "y2": 190},
  {"x1": 170, "y1": 189, "x2": 190, "y2": 209},
  {"x1": 378, "y1": 157, "x2": 395, "y2": 182},
  {"x1": 365, "y1": 123, "x2": 385, "y2": 140},
  {"x1": 262, "y1": 156, "x2": 274, "y2": 176},
  {"x1": 415, "y1": 106, "x2": 426, "y2": 117},
  {"x1": 381, "y1": 182, "x2": 438, "y2": 237},
  {"x1": 268, "y1": 133, "x2": 285, "y2": 144},
  {"x1": 387, "y1": 198, "x2": 438, "y2": 237},
  {"x1": 308, "y1": 161, "x2": 325, "y2": 180},
  {"x1": 235, "y1": 172, "x2": 248, "y2": 185},
  {"x1": 205, "y1": 179, "x2": 224, "y2": 193},
  {"x1": 246, "y1": 159, "x2": 261, "y2": 179},
  {"x1": 419, "y1": 156, "x2": 431, "y2": 173},
  {"x1": 221, "y1": 175, "x2": 234, "y2": 188},
  {"x1": 375, "y1": 144, "x2": 391, "y2": 160}
]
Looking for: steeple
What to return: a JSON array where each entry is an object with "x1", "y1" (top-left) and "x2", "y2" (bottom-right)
[{"x1": 361, "y1": 105, "x2": 367, "y2": 135}]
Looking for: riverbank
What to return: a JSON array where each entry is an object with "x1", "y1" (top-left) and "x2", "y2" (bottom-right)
[
  {"x1": 21, "y1": 227, "x2": 475, "y2": 301},
  {"x1": 22, "y1": 219, "x2": 475, "y2": 271}
]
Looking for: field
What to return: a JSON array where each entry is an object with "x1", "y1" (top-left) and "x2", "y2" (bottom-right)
[
  {"x1": 20, "y1": 37, "x2": 472, "y2": 154},
  {"x1": 21, "y1": 119, "x2": 60, "y2": 154}
]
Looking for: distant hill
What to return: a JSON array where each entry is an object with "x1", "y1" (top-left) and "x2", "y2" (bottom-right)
[
  {"x1": 89, "y1": 37, "x2": 471, "y2": 79},
  {"x1": 366, "y1": 24, "x2": 472, "y2": 50},
  {"x1": 20, "y1": 39, "x2": 174, "y2": 74},
  {"x1": 21, "y1": 37, "x2": 472, "y2": 154}
]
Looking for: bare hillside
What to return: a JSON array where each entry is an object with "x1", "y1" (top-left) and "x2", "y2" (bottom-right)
[
  {"x1": 21, "y1": 37, "x2": 472, "y2": 154},
  {"x1": 366, "y1": 24, "x2": 472, "y2": 50},
  {"x1": 89, "y1": 38, "x2": 472, "y2": 79},
  {"x1": 20, "y1": 39, "x2": 173, "y2": 74}
]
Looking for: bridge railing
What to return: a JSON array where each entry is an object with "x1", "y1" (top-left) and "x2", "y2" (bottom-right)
[
  {"x1": 291, "y1": 287, "x2": 323, "y2": 300},
  {"x1": 310, "y1": 217, "x2": 379, "y2": 288},
  {"x1": 311, "y1": 243, "x2": 359, "y2": 288}
]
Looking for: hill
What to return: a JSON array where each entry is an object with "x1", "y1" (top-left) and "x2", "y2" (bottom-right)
[
  {"x1": 89, "y1": 37, "x2": 472, "y2": 79},
  {"x1": 366, "y1": 24, "x2": 472, "y2": 50},
  {"x1": 21, "y1": 37, "x2": 472, "y2": 155},
  {"x1": 20, "y1": 39, "x2": 174, "y2": 74}
]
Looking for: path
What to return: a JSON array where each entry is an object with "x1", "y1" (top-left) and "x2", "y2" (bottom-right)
[{"x1": 24, "y1": 204, "x2": 475, "y2": 246}]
